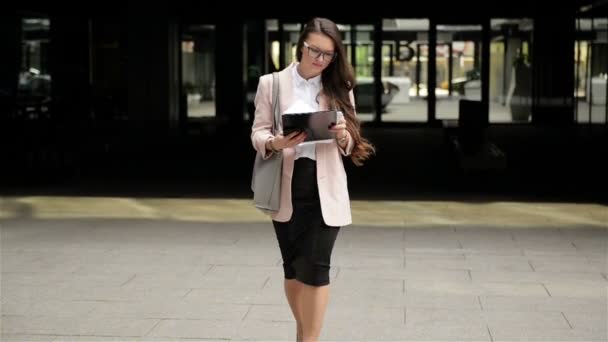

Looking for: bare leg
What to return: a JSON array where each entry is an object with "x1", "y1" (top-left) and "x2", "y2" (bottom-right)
[
  {"x1": 284, "y1": 279, "x2": 304, "y2": 341},
  {"x1": 299, "y1": 281, "x2": 330, "y2": 342}
]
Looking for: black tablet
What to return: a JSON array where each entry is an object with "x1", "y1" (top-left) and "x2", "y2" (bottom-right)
[{"x1": 282, "y1": 110, "x2": 341, "y2": 142}]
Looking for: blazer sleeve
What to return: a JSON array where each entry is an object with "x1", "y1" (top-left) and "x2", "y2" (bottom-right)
[
  {"x1": 337, "y1": 89, "x2": 356, "y2": 157},
  {"x1": 251, "y1": 74, "x2": 276, "y2": 160}
]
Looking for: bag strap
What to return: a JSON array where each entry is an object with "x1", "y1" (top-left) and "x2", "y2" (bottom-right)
[{"x1": 271, "y1": 72, "x2": 280, "y2": 134}]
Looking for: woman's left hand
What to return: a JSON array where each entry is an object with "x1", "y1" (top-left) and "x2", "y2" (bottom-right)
[{"x1": 329, "y1": 118, "x2": 347, "y2": 141}]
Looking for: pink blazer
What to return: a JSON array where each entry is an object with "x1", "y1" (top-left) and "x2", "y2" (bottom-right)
[{"x1": 251, "y1": 63, "x2": 356, "y2": 227}]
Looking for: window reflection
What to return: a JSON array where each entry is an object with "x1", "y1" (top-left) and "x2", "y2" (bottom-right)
[
  {"x1": 575, "y1": 18, "x2": 607, "y2": 124},
  {"x1": 380, "y1": 19, "x2": 429, "y2": 122},
  {"x1": 181, "y1": 24, "x2": 216, "y2": 118},
  {"x1": 489, "y1": 19, "x2": 533, "y2": 123},
  {"x1": 17, "y1": 17, "x2": 51, "y2": 120}
]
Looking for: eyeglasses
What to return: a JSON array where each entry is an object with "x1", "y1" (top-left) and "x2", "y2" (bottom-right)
[{"x1": 303, "y1": 41, "x2": 336, "y2": 62}]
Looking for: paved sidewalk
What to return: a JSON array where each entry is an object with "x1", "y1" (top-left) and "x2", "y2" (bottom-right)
[{"x1": 1, "y1": 196, "x2": 607, "y2": 341}]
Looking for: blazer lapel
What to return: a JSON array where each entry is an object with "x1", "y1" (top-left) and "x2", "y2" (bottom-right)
[{"x1": 278, "y1": 63, "x2": 295, "y2": 132}]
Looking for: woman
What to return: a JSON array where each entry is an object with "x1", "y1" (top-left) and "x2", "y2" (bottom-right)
[{"x1": 251, "y1": 17, "x2": 374, "y2": 341}]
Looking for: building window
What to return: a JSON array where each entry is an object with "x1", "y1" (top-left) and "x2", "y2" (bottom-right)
[
  {"x1": 181, "y1": 24, "x2": 216, "y2": 119},
  {"x1": 489, "y1": 19, "x2": 534, "y2": 123},
  {"x1": 380, "y1": 19, "x2": 430, "y2": 122}
]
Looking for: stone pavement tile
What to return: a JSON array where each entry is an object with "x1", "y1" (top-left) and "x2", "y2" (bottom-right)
[
  {"x1": 338, "y1": 268, "x2": 470, "y2": 282},
  {"x1": 453, "y1": 228, "x2": 514, "y2": 240},
  {"x1": 459, "y1": 240, "x2": 522, "y2": 253},
  {"x1": 336, "y1": 246, "x2": 404, "y2": 258},
  {"x1": 586, "y1": 253, "x2": 608, "y2": 264},
  {"x1": 332, "y1": 255, "x2": 403, "y2": 269},
  {"x1": 202, "y1": 265, "x2": 279, "y2": 279},
  {"x1": 560, "y1": 226, "x2": 608, "y2": 237},
  {"x1": 405, "y1": 279, "x2": 479, "y2": 297},
  {"x1": 337, "y1": 238, "x2": 403, "y2": 250},
  {"x1": 164, "y1": 302, "x2": 250, "y2": 321},
  {"x1": 529, "y1": 259, "x2": 606, "y2": 273},
  {"x1": 234, "y1": 319, "x2": 296, "y2": 341},
  {"x1": 119, "y1": 271, "x2": 208, "y2": 289},
  {"x1": 340, "y1": 224, "x2": 405, "y2": 233},
  {"x1": 73, "y1": 262, "x2": 199, "y2": 275},
  {"x1": 1, "y1": 315, "x2": 159, "y2": 336},
  {"x1": 543, "y1": 281, "x2": 608, "y2": 298},
  {"x1": 480, "y1": 295, "x2": 607, "y2": 313},
  {"x1": 85, "y1": 299, "x2": 176, "y2": 319},
  {"x1": 405, "y1": 248, "x2": 468, "y2": 257},
  {"x1": 404, "y1": 294, "x2": 481, "y2": 310},
  {"x1": 200, "y1": 251, "x2": 280, "y2": 266},
  {"x1": 471, "y1": 270, "x2": 606, "y2": 284},
  {"x1": 403, "y1": 239, "x2": 463, "y2": 250},
  {"x1": 339, "y1": 226, "x2": 404, "y2": 240},
  {"x1": 402, "y1": 230, "x2": 458, "y2": 241},
  {"x1": 402, "y1": 226, "x2": 453, "y2": 236},
  {"x1": 516, "y1": 238, "x2": 579, "y2": 248},
  {"x1": 109, "y1": 244, "x2": 237, "y2": 258},
  {"x1": 198, "y1": 274, "x2": 270, "y2": 290},
  {"x1": 475, "y1": 253, "x2": 590, "y2": 263},
  {"x1": 84, "y1": 249, "x2": 203, "y2": 266},
  {"x1": 1, "y1": 298, "x2": 97, "y2": 317},
  {"x1": 1, "y1": 257, "x2": 83, "y2": 274},
  {"x1": 329, "y1": 279, "x2": 404, "y2": 308},
  {"x1": 489, "y1": 326, "x2": 605, "y2": 342},
  {"x1": 405, "y1": 253, "x2": 466, "y2": 261},
  {"x1": 483, "y1": 310, "x2": 571, "y2": 329},
  {"x1": 2, "y1": 248, "x2": 109, "y2": 265},
  {"x1": 455, "y1": 234, "x2": 522, "y2": 249},
  {"x1": 562, "y1": 311, "x2": 608, "y2": 331},
  {"x1": 52, "y1": 336, "x2": 209, "y2": 342},
  {"x1": 5, "y1": 201, "x2": 608, "y2": 342},
  {"x1": 540, "y1": 256, "x2": 607, "y2": 273},
  {"x1": 87, "y1": 299, "x2": 250, "y2": 321},
  {"x1": 405, "y1": 308, "x2": 484, "y2": 327},
  {"x1": 463, "y1": 250, "x2": 525, "y2": 257},
  {"x1": 146, "y1": 318, "x2": 234, "y2": 339},
  {"x1": 464, "y1": 254, "x2": 531, "y2": 263},
  {"x1": 406, "y1": 258, "x2": 534, "y2": 272},
  {"x1": 238, "y1": 303, "x2": 405, "y2": 333},
  {"x1": 405, "y1": 280, "x2": 549, "y2": 297},
  {"x1": 331, "y1": 278, "x2": 403, "y2": 293},
  {"x1": 330, "y1": 290, "x2": 405, "y2": 309},
  {"x1": 1, "y1": 251, "x2": 42, "y2": 270},
  {"x1": 318, "y1": 321, "x2": 368, "y2": 341},
  {"x1": 350, "y1": 216, "x2": 406, "y2": 228},
  {"x1": 363, "y1": 322, "x2": 411, "y2": 341},
  {"x1": 1, "y1": 334, "x2": 57, "y2": 342},
  {"x1": 570, "y1": 236, "x2": 608, "y2": 249},
  {"x1": 183, "y1": 287, "x2": 260, "y2": 304},
  {"x1": 366, "y1": 319, "x2": 491, "y2": 341},
  {"x1": 322, "y1": 304, "x2": 377, "y2": 324},
  {"x1": 473, "y1": 281, "x2": 550, "y2": 297},
  {"x1": 251, "y1": 286, "x2": 290, "y2": 305},
  {"x1": 365, "y1": 304, "x2": 405, "y2": 324},
  {"x1": 241, "y1": 304, "x2": 294, "y2": 322},
  {"x1": 3, "y1": 284, "x2": 189, "y2": 302},
  {"x1": 404, "y1": 258, "x2": 469, "y2": 271},
  {"x1": 522, "y1": 248, "x2": 584, "y2": 257},
  {"x1": 2, "y1": 271, "x2": 135, "y2": 289}
]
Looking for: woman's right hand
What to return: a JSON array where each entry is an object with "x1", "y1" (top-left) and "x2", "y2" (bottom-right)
[{"x1": 268, "y1": 131, "x2": 308, "y2": 151}]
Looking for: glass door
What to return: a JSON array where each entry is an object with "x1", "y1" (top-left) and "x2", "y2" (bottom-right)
[{"x1": 434, "y1": 24, "x2": 484, "y2": 121}]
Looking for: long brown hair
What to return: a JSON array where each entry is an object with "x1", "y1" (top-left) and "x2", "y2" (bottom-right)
[{"x1": 296, "y1": 17, "x2": 375, "y2": 166}]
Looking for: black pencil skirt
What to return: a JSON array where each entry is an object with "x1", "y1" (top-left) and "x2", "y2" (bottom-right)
[{"x1": 272, "y1": 158, "x2": 341, "y2": 287}]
